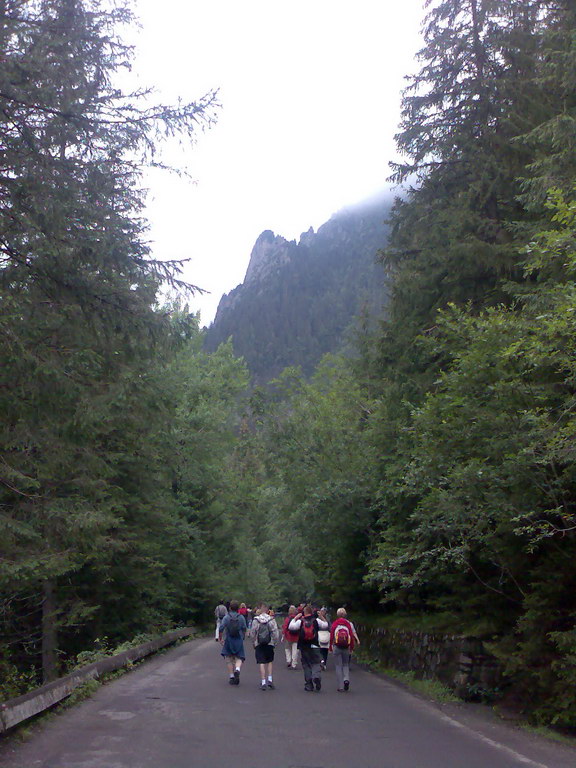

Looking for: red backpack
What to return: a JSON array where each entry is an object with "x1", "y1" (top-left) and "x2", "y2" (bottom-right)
[
  {"x1": 334, "y1": 623, "x2": 351, "y2": 649},
  {"x1": 301, "y1": 616, "x2": 316, "y2": 643}
]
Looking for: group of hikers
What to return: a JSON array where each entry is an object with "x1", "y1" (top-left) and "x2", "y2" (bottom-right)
[{"x1": 214, "y1": 601, "x2": 360, "y2": 693}]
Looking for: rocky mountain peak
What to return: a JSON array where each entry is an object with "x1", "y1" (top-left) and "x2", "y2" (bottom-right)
[
  {"x1": 205, "y1": 193, "x2": 393, "y2": 383},
  {"x1": 244, "y1": 230, "x2": 296, "y2": 285}
]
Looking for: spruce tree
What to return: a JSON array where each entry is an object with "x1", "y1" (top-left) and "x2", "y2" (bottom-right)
[
  {"x1": 0, "y1": 0, "x2": 216, "y2": 681},
  {"x1": 383, "y1": 0, "x2": 560, "y2": 355}
]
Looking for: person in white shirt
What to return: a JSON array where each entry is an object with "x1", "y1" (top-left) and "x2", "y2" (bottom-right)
[{"x1": 288, "y1": 604, "x2": 329, "y2": 692}]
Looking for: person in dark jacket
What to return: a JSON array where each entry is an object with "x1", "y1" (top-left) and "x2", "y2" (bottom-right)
[
  {"x1": 288, "y1": 604, "x2": 328, "y2": 692},
  {"x1": 219, "y1": 599, "x2": 247, "y2": 685}
]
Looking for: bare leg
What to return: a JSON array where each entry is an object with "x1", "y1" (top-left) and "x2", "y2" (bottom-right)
[{"x1": 259, "y1": 662, "x2": 267, "y2": 686}]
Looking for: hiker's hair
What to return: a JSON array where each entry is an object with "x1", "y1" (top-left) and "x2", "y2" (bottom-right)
[
  {"x1": 229, "y1": 599, "x2": 239, "y2": 611},
  {"x1": 288, "y1": 605, "x2": 296, "y2": 614},
  {"x1": 336, "y1": 607, "x2": 347, "y2": 618},
  {"x1": 240, "y1": 602, "x2": 246, "y2": 609},
  {"x1": 303, "y1": 604, "x2": 313, "y2": 616},
  {"x1": 259, "y1": 602, "x2": 268, "y2": 611}
]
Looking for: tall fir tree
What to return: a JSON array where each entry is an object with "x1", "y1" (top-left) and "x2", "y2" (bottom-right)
[{"x1": 0, "y1": 0, "x2": 216, "y2": 681}]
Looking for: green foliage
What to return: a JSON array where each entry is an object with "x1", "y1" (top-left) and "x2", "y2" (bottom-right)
[
  {"x1": 354, "y1": 648, "x2": 460, "y2": 703},
  {"x1": 237, "y1": 356, "x2": 381, "y2": 608},
  {"x1": 344, "y1": 0, "x2": 576, "y2": 727},
  {"x1": 3, "y1": 0, "x2": 576, "y2": 733},
  {"x1": 367, "y1": 190, "x2": 576, "y2": 724},
  {"x1": 62, "y1": 678, "x2": 101, "y2": 708},
  {"x1": 0, "y1": 652, "x2": 39, "y2": 701},
  {"x1": 0, "y1": 0, "x2": 230, "y2": 683}
]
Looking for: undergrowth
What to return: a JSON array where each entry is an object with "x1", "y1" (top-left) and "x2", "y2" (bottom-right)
[{"x1": 354, "y1": 648, "x2": 459, "y2": 703}]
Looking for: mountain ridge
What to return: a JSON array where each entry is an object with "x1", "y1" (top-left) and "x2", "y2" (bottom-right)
[{"x1": 205, "y1": 195, "x2": 393, "y2": 383}]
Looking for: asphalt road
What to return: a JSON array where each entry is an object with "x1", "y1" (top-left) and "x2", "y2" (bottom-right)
[{"x1": 1, "y1": 635, "x2": 575, "y2": 768}]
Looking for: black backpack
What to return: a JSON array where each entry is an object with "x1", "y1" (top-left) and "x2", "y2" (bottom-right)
[{"x1": 227, "y1": 614, "x2": 241, "y2": 638}]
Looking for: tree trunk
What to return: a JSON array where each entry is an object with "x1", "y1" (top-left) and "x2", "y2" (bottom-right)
[{"x1": 42, "y1": 580, "x2": 58, "y2": 683}]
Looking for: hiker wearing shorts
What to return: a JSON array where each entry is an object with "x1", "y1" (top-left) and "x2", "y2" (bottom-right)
[{"x1": 250, "y1": 602, "x2": 280, "y2": 690}]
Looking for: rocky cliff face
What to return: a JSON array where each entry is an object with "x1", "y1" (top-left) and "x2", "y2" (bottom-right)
[
  {"x1": 243, "y1": 230, "x2": 296, "y2": 286},
  {"x1": 205, "y1": 195, "x2": 393, "y2": 383}
]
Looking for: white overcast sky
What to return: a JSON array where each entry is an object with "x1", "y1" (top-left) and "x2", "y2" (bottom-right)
[{"x1": 131, "y1": 0, "x2": 425, "y2": 325}]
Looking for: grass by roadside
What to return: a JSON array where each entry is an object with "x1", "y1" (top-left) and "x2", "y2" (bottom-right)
[
  {"x1": 355, "y1": 649, "x2": 576, "y2": 748},
  {"x1": 354, "y1": 647, "x2": 459, "y2": 704},
  {"x1": 517, "y1": 724, "x2": 576, "y2": 747}
]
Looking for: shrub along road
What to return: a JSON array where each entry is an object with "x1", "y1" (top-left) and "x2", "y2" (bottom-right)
[{"x1": 1, "y1": 635, "x2": 574, "y2": 768}]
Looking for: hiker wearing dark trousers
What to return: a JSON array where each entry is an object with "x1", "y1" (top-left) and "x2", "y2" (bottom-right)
[
  {"x1": 329, "y1": 607, "x2": 359, "y2": 692},
  {"x1": 250, "y1": 603, "x2": 280, "y2": 690},
  {"x1": 289, "y1": 604, "x2": 329, "y2": 692},
  {"x1": 219, "y1": 600, "x2": 247, "y2": 685}
]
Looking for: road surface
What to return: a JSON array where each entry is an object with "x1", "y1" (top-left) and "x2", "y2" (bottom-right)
[{"x1": 1, "y1": 635, "x2": 574, "y2": 767}]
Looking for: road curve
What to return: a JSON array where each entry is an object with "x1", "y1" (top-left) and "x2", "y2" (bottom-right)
[{"x1": 1, "y1": 635, "x2": 574, "y2": 768}]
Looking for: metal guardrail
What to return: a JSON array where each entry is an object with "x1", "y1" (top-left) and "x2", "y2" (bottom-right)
[{"x1": 0, "y1": 626, "x2": 195, "y2": 733}]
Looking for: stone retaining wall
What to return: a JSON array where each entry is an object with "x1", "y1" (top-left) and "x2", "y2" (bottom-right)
[{"x1": 355, "y1": 624, "x2": 502, "y2": 698}]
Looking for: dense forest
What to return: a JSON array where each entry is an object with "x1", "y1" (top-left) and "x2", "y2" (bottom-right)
[{"x1": 1, "y1": 0, "x2": 576, "y2": 729}]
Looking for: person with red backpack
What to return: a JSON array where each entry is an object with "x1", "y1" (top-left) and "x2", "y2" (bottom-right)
[
  {"x1": 329, "y1": 607, "x2": 360, "y2": 692},
  {"x1": 288, "y1": 604, "x2": 329, "y2": 692}
]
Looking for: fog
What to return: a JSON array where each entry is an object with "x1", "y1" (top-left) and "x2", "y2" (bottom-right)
[{"x1": 131, "y1": 0, "x2": 425, "y2": 323}]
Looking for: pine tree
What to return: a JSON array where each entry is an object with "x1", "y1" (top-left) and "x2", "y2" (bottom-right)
[
  {"x1": 0, "y1": 0, "x2": 216, "y2": 681},
  {"x1": 517, "y1": 1, "x2": 576, "y2": 208},
  {"x1": 385, "y1": 0, "x2": 547, "y2": 337}
]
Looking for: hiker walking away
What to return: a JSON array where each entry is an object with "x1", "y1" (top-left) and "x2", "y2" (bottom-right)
[
  {"x1": 289, "y1": 604, "x2": 328, "y2": 692},
  {"x1": 251, "y1": 602, "x2": 280, "y2": 690},
  {"x1": 219, "y1": 599, "x2": 247, "y2": 685},
  {"x1": 282, "y1": 605, "x2": 300, "y2": 669},
  {"x1": 239, "y1": 602, "x2": 248, "y2": 623},
  {"x1": 215, "y1": 600, "x2": 228, "y2": 641},
  {"x1": 317, "y1": 607, "x2": 330, "y2": 670},
  {"x1": 329, "y1": 607, "x2": 359, "y2": 692}
]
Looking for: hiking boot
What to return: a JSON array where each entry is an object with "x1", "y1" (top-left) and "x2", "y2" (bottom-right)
[
  {"x1": 304, "y1": 682, "x2": 314, "y2": 692},
  {"x1": 313, "y1": 677, "x2": 321, "y2": 692},
  {"x1": 234, "y1": 670, "x2": 240, "y2": 685},
  {"x1": 343, "y1": 680, "x2": 349, "y2": 691},
  {"x1": 267, "y1": 681, "x2": 275, "y2": 689},
  {"x1": 228, "y1": 677, "x2": 235, "y2": 685},
  {"x1": 260, "y1": 684, "x2": 267, "y2": 691}
]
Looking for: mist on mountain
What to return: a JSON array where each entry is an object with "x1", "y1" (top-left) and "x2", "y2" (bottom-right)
[{"x1": 204, "y1": 193, "x2": 393, "y2": 383}]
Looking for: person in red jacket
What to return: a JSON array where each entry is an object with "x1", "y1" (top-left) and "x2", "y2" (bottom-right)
[
  {"x1": 329, "y1": 607, "x2": 360, "y2": 692},
  {"x1": 282, "y1": 605, "x2": 300, "y2": 669}
]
